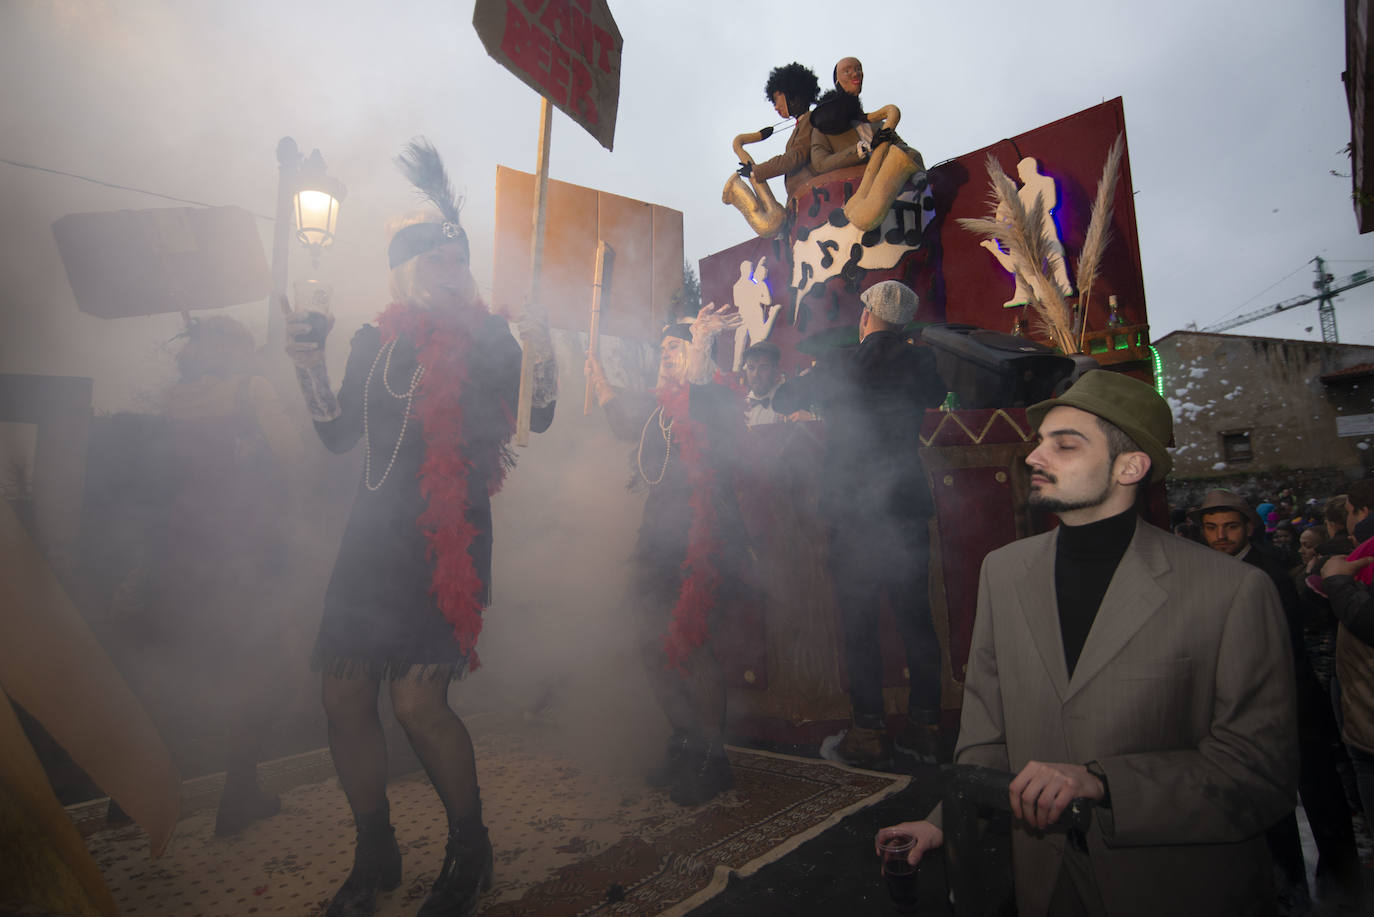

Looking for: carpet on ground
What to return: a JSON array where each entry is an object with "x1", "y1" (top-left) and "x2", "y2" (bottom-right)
[{"x1": 80, "y1": 730, "x2": 907, "y2": 916}]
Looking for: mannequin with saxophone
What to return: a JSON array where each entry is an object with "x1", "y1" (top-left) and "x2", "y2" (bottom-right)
[
  {"x1": 810, "y1": 56, "x2": 925, "y2": 231},
  {"x1": 722, "y1": 62, "x2": 821, "y2": 237}
]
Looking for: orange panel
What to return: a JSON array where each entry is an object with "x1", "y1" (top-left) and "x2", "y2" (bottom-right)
[
  {"x1": 542, "y1": 180, "x2": 599, "y2": 330},
  {"x1": 491, "y1": 165, "x2": 536, "y2": 317},
  {"x1": 492, "y1": 167, "x2": 681, "y2": 340},
  {"x1": 651, "y1": 206, "x2": 684, "y2": 334},
  {"x1": 596, "y1": 191, "x2": 653, "y2": 340},
  {"x1": 493, "y1": 168, "x2": 598, "y2": 331}
]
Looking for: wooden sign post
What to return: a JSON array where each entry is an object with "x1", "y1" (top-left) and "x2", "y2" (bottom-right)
[
  {"x1": 515, "y1": 98, "x2": 554, "y2": 446},
  {"x1": 473, "y1": 0, "x2": 623, "y2": 444}
]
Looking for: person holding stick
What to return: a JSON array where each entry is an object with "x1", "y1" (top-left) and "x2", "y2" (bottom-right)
[
  {"x1": 283, "y1": 138, "x2": 556, "y2": 917},
  {"x1": 585, "y1": 305, "x2": 748, "y2": 806}
]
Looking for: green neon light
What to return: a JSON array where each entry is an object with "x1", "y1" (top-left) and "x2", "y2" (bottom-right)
[{"x1": 1149, "y1": 345, "x2": 1165, "y2": 397}]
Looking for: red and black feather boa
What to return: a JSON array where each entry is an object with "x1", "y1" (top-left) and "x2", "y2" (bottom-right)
[
  {"x1": 377, "y1": 302, "x2": 513, "y2": 672},
  {"x1": 656, "y1": 379, "x2": 728, "y2": 672}
]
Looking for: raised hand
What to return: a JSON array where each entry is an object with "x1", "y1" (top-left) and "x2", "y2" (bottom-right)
[
  {"x1": 692, "y1": 302, "x2": 744, "y2": 339},
  {"x1": 283, "y1": 294, "x2": 335, "y2": 368},
  {"x1": 584, "y1": 351, "x2": 614, "y2": 406}
]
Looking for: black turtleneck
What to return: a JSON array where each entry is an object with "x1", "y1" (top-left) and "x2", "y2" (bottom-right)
[{"x1": 1055, "y1": 508, "x2": 1138, "y2": 678}]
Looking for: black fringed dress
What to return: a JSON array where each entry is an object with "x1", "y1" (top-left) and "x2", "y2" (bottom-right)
[{"x1": 311, "y1": 315, "x2": 554, "y2": 679}]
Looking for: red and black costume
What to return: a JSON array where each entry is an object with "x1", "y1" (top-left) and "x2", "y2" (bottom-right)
[
  {"x1": 604, "y1": 380, "x2": 748, "y2": 670},
  {"x1": 311, "y1": 306, "x2": 554, "y2": 679},
  {"x1": 595, "y1": 325, "x2": 748, "y2": 806}
]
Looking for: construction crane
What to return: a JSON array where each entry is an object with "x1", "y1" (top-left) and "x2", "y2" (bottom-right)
[{"x1": 1198, "y1": 256, "x2": 1374, "y2": 342}]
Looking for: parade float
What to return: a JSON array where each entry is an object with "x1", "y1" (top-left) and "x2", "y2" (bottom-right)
[
  {"x1": 698, "y1": 96, "x2": 1160, "y2": 744},
  {"x1": 489, "y1": 90, "x2": 1160, "y2": 746}
]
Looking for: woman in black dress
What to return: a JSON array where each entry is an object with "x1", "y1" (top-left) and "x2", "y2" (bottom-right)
[
  {"x1": 285, "y1": 141, "x2": 556, "y2": 917},
  {"x1": 584, "y1": 305, "x2": 747, "y2": 806}
]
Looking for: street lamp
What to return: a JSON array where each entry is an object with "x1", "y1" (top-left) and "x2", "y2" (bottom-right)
[
  {"x1": 294, "y1": 148, "x2": 346, "y2": 258},
  {"x1": 266, "y1": 137, "x2": 346, "y2": 349}
]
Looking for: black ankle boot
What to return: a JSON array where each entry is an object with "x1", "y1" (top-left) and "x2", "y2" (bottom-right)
[
  {"x1": 669, "y1": 740, "x2": 733, "y2": 806},
  {"x1": 645, "y1": 731, "x2": 691, "y2": 788},
  {"x1": 416, "y1": 816, "x2": 494, "y2": 917},
  {"x1": 325, "y1": 803, "x2": 402, "y2": 917}
]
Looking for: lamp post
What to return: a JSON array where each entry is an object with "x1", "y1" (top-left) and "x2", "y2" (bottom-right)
[
  {"x1": 294, "y1": 148, "x2": 347, "y2": 264},
  {"x1": 265, "y1": 137, "x2": 346, "y2": 349}
]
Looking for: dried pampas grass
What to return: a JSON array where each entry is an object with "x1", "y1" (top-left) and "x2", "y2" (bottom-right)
[
  {"x1": 959, "y1": 136, "x2": 1127, "y2": 354},
  {"x1": 958, "y1": 155, "x2": 1077, "y2": 353},
  {"x1": 1075, "y1": 133, "x2": 1125, "y2": 352}
]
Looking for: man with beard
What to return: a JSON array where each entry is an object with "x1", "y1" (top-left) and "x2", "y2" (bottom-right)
[
  {"x1": 877, "y1": 370, "x2": 1297, "y2": 917},
  {"x1": 1193, "y1": 489, "x2": 1364, "y2": 911}
]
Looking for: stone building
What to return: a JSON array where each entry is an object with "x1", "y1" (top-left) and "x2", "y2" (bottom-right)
[{"x1": 1152, "y1": 330, "x2": 1374, "y2": 483}]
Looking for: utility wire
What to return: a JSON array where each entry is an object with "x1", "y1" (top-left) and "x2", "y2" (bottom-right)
[
  {"x1": 1203, "y1": 260, "x2": 1311, "y2": 326},
  {"x1": 0, "y1": 156, "x2": 276, "y2": 222}
]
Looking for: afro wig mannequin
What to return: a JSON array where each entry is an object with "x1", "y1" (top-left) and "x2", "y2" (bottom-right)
[{"x1": 763, "y1": 62, "x2": 821, "y2": 118}]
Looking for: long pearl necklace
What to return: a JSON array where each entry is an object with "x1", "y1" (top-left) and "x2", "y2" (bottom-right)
[
  {"x1": 363, "y1": 338, "x2": 425, "y2": 491},
  {"x1": 637, "y1": 406, "x2": 674, "y2": 486}
]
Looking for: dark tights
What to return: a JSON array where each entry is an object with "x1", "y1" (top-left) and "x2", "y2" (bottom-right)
[{"x1": 321, "y1": 672, "x2": 479, "y2": 828}]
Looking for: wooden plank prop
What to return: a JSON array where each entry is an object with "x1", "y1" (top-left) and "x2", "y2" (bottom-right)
[
  {"x1": 583, "y1": 240, "x2": 614, "y2": 414},
  {"x1": 0, "y1": 501, "x2": 181, "y2": 862}
]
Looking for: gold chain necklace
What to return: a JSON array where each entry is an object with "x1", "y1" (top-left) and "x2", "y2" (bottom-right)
[
  {"x1": 363, "y1": 339, "x2": 425, "y2": 491},
  {"x1": 636, "y1": 406, "x2": 674, "y2": 486}
]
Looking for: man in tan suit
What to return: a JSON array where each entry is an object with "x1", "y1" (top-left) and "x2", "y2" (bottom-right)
[{"x1": 877, "y1": 370, "x2": 1298, "y2": 916}]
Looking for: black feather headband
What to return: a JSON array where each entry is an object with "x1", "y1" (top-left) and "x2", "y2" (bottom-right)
[{"x1": 388, "y1": 138, "x2": 469, "y2": 269}]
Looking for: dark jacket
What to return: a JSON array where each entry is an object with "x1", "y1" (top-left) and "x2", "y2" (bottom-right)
[
  {"x1": 1326, "y1": 575, "x2": 1374, "y2": 753},
  {"x1": 1243, "y1": 542, "x2": 1312, "y2": 680},
  {"x1": 772, "y1": 329, "x2": 944, "y2": 530}
]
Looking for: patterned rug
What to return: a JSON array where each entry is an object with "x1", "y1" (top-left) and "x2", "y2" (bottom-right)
[{"x1": 81, "y1": 730, "x2": 906, "y2": 916}]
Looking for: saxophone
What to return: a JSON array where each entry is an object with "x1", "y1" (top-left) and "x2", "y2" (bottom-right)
[
  {"x1": 844, "y1": 105, "x2": 924, "y2": 232},
  {"x1": 722, "y1": 127, "x2": 787, "y2": 238}
]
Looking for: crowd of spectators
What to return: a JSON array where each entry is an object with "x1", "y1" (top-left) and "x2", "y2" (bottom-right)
[{"x1": 1171, "y1": 478, "x2": 1374, "y2": 908}]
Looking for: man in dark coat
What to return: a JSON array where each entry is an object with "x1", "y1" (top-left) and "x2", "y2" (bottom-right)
[
  {"x1": 773, "y1": 280, "x2": 946, "y2": 767},
  {"x1": 1194, "y1": 489, "x2": 1365, "y2": 911}
]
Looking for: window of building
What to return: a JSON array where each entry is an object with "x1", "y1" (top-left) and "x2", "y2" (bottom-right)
[{"x1": 1221, "y1": 430, "x2": 1253, "y2": 464}]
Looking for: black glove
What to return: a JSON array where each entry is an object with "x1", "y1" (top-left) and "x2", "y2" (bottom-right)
[
  {"x1": 737, "y1": 161, "x2": 753, "y2": 178},
  {"x1": 870, "y1": 128, "x2": 896, "y2": 147},
  {"x1": 293, "y1": 311, "x2": 331, "y2": 346}
]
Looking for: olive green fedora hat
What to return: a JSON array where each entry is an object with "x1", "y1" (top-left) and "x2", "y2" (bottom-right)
[{"x1": 1026, "y1": 370, "x2": 1174, "y2": 482}]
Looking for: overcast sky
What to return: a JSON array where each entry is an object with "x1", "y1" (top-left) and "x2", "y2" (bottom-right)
[{"x1": 2, "y1": 0, "x2": 1372, "y2": 412}]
